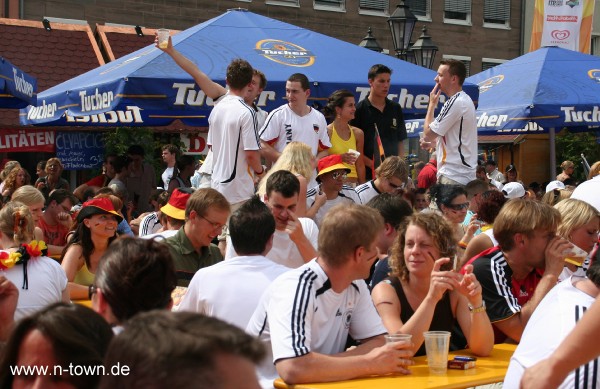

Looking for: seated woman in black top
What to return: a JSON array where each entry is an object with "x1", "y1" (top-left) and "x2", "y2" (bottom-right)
[{"x1": 371, "y1": 212, "x2": 494, "y2": 357}]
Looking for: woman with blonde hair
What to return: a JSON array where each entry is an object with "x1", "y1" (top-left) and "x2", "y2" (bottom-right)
[
  {"x1": 11, "y1": 185, "x2": 45, "y2": 243},
  {"x1": 588, "y1": 161, "x2": 600, "y2": 180},
  {"x1": 554, "y1": 198, "x2": 600, "y2": 281},
  {"x1": 1, "y1": 166, "x2": 30, "y2": 201},
  {"x1": 257, "y1": 141, "x2": 315, "y2": 216},
  {"x1": 541, "y1": 188, "x2": 572, "y2": 206},
  {"x1": 0, "y1": 201, "x2": 68, "y2": 320},
  {"x1": 371, "y1": 212, "x2": 493, "y2": 357},
  {"x1": 35, "y1": 157, "x2": 70, "y2": 200}
]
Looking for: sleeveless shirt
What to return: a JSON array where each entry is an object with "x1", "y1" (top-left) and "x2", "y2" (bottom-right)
[
  {"x1": 329, "y1": 124, "x2": 358, "y2": 179},
  {"x1": 384, "y1": 276, "x2": 467, "y2": 356}
]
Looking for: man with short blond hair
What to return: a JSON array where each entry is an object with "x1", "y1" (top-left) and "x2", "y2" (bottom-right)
[
  {"x1": 462, "y1": 199, "x2": 571, "y2": 343},
  {"x1": 355, "y1": 155, "x2": 409, "y2": 204}
]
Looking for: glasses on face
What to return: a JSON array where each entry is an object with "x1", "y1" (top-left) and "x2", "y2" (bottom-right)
[
  {"x1": 331, "y1": 171, "x2": 347, "y2": 180},
  {"x1": 200, "y1": 214, "x2": 225, "y2": 231},
  {"x1": 88, "y1": 284, "x2": 97, "y2": 300},
  {"x1": 446, "y1": 202, "x2": 470, "y2": 211}
]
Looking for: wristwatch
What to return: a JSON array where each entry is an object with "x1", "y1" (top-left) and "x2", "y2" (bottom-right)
[{"x1": 468, "y1": 300, "x2": 486, "y2": 313}]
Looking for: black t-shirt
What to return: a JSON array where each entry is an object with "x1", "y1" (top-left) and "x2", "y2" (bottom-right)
[{"x1": 351, "y1": 95, "x2": 407, "y2": 176}]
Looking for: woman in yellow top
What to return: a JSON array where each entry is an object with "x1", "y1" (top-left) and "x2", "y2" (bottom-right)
[
  {"x1": 61, "y1": 196, "x2": 122, "y2": 300},
  {"x1": 324, "y1": 89, "x2": 366, "y2": 185}
]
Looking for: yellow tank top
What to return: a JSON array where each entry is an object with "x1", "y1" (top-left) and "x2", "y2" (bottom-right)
[
  {"x1": 329, "y1": 124, "x2": 358, "y2": 178},
  {"x1": 74, "y1": 261, "x2": 95, "y2": 287}
]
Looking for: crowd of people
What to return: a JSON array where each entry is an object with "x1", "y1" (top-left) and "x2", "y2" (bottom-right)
[{"x1": 0, "y1": 36, "x2": 598, "y2": 389}]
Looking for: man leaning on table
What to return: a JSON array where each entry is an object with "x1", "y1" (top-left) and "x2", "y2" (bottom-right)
[
  {"x1": 462, "y1": 199, "x2": 571, "y2": 343},
  {"x1": 246, "y1": 204, "x2": 413, "y2": 388}
]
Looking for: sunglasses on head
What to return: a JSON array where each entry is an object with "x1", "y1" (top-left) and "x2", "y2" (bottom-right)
[{"x1": 446, "y1": 202, "x2": 469, "y2": 211}]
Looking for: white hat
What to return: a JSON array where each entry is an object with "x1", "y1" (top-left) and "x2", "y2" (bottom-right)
[
  {"x1": 502, "y1": 182, "x2": 526, "y2": 199},
  {"x1": 546, "y1": 180, "x2": 566, "y2": 193}
]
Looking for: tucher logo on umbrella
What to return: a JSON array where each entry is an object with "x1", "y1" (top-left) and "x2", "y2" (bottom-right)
[{"x1": 255, "y1": 39, "x2": 315, "y2": 67}]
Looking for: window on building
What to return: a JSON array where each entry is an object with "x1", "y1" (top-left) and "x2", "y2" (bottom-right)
[
  {"x1": 443, "y1": 55, "x2": 471, "y2": 77},
  {"x1": 359, "y1": 0, "x2": 388, "y2": 14},
  {"x1": 592, "y1": 35, "x2": 600, "y2": 57},
  {"x1": 404, "y1": 0, "x2": 431, "y2": 20},
  {"x1": 444, "y1": 0, "x2": 471, "y2": 24},
  {"x1": 482, "y1": 58, "x2": 507, "y2": 72},
  {"x1": 484, "y1": 0, "x2": 510, "y2": 28},
  {"x1": 314, "y1": 0, "x2": 345, "y2": 10},
  {"x1": 266, "y1": 0, "x2": 300, "y2": 7}
]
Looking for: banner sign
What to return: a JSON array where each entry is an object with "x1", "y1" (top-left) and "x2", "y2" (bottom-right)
[
  {"x1": 530, "y1": 0, "x2": 596, "y2": 53},
  {"x1": 0, "y1": 129, "x2": 54, "y2": 152},
  {"x1": 180, "y1": 132, "x2": 208, "y2": 155},
  {"x1": 55, "y1": 132, "x2": 105, "y2": 170}
]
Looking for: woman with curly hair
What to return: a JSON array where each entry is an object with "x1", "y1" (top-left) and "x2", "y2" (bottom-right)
[
  {"x1": 61, "y1": 197, "x2": 122, "y2": 300},
  {"x1": 0, "y1": 201, "x2": 68, "y2": 321},
  {"x1": 1, "y1": 166, "x2": 30, "y2": 201},
  {"x1": 257, "y1": 141, "x2": 315, "y2": 217},
  {"x1": 35, "y1": 157, "x2": 70, "y2": 200},
  {"x1": 371, "y1": 212, "x2": 493, "y2": 357}
]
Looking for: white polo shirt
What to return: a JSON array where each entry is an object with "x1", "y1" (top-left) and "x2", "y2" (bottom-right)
[{"x1": 178, "y1": 255, "x2": 289, "y2": 330}]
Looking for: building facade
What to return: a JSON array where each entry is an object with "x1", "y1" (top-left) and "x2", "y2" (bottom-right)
[{"x1": 3, "y1": 0, "x2": 523, "y2": 73}]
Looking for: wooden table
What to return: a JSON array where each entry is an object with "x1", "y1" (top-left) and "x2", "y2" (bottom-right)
[
  {"x1": 73, "y1": 299, "x2": 92, "y2": 308},
  {"x1": 274, "y1": 343, "x2": 516, "y2": 389}
]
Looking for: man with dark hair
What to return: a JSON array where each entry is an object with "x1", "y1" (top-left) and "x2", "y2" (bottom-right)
[
  {"x1": 504, "y1": 255, "x2": 600, "y2": 388},
  {"x1": 179, "y1": 196, "x2": 288, "y2": 329},
  {"x1": 226, "y1": 170, "x2": 319, "y2": 268},
  {"x1": 462, "y1": 199, "x2": 571, "y2": 343},
  {"x1": 259, "y1": 72, "x2": 331, "y2": 168},
  {"x1": 161, "y1": 144, "x2": 180, "y2": 189},
  {"x1": 247, "y1": 204, "x2": 412, "y2": 388},
  {"x1": 165, "y1": 188, "x2": 230, "y2": 287},
  {"x1": 100, "y1": 311, "x2": 265, "y2": 389},
  {"x1": 126, "y1": 144, "x2": 156, "y2": 214},
  {"x1": 352, "y1": 64, "x2": 407, "y2": 180},
  {"x1": 485, "y1": 160, "x2": 505, "y2": 183},
  {"x1": 38, "y1": 189, "x2": 78, "y2": 251},
  {"x1": 366, "y1": 193, "x2": 414, "y2": 287},
  {"x1": 107, "y1": 155, "x2": 131, "y2": 202},
  {"x1": 91, "y1": 237, "x2": 176, "y2": 327},
  {"x1": 421, "y1": 59, "x2": 477, "y2": 186}
]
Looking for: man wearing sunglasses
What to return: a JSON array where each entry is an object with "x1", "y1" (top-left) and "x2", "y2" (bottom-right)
[
  {"x1": 355, "y1": 156, "x2": 409, "y2": 205},
  {"x1": 306, "y1": 155, "x2": 360, "y2": 227}
]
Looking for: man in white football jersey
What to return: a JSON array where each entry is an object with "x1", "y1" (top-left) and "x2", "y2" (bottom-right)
[
  {"x1": 247, "y1": 204, "x2": 413, "y2": 388},
  {"x1": 259, "y1": 73, "x2": 331, "y2": 166}
]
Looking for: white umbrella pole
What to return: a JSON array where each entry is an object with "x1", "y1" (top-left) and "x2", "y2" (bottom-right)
[{"x1": 549, "y1": 127, "x2": 556, "y2": 180}]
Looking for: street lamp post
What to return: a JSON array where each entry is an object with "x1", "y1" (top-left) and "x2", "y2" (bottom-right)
[
  {"x1": 358, "y1": 27, "x2": 383, "y2": 53},
  {"x1": 410, "y1": 26, "x2": 439, "y2": 69},
  {"x1": 387, "y1": 1, "x2": 417, "y2": 60}
]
